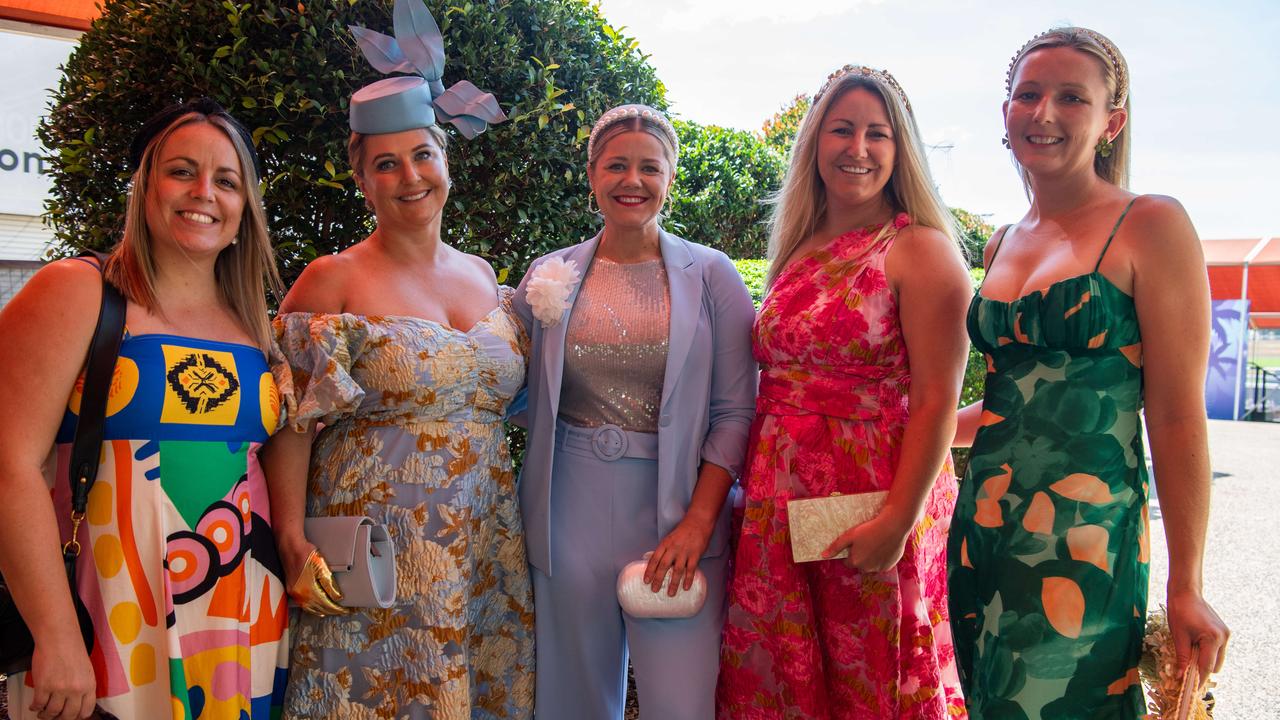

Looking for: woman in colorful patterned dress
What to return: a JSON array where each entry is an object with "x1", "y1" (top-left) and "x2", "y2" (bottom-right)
[
  {"x1": 949, "y1": 27, "x2": 1229, "y2": 719},
  {"x1": 262, "y1": 60, "x2": 533, "y2": 717},
  {"x1": 717, "y1": 67, "x2": 972, "y2": 718},
  {"x1": 0, "y1": 99, "x2": 288, "y2": 719}
]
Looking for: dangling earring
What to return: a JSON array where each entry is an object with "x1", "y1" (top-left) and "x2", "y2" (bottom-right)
[
  {"x1": 230, "y1": 236, "x2": 238, "y2": 245},
  {"x1": 587, "y1": 190, "x2": 601, "y2": 215},
  {"x1": 1001, "y1": 135, "x2": 1011, "y2": 148},
  {"x1": 1095, "y1": 135, "x2": 1114, "y2": 158}
]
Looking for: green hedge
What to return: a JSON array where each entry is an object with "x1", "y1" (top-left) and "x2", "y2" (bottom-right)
[
  {"x1": 40, "y1": 0, "x2": 666, "y2": 286},
  {"x1": 666, "y1": 121, "x2": 784, "y2": 258}
]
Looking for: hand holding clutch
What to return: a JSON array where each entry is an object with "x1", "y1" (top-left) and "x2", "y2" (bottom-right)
[
  {"x1": 787, "y1": 490, "x2": 888, "y2": 563},
  {"x1": 288, "y1": 548, "x2": 351, "y2": 617},
  {"x1": 617, "y1": 553, "x2": 708, "y2": 619}
]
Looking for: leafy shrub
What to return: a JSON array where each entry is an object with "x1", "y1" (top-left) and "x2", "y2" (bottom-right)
[
  {"x1": 952, "y1": 207, "x2": 995, "y2": 269},
  {"x1": 39, "y1": 0, "x2": 666, "y2": 286},
  {"x1": 760, "y1": 93, "x2": 811, "y2": 155},
  {"x1": 732, "y1": 258, "x2": 768, "y2": 307},
  {"x1": 667, "y1": 121, "x2": 785, "y2": 258}
]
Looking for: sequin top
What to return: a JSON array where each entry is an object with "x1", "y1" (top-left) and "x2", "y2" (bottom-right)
[{"x1": 559, "y1": 256, "x2": 670, "y2": 432}]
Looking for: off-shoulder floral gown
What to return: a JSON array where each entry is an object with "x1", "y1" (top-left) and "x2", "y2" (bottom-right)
[
  {"x1": 718, "y1": 215, "x2": 967, "y2": 719},
  {"x1": 274, "y1": 288, "x2": 534, "y2": 720}
]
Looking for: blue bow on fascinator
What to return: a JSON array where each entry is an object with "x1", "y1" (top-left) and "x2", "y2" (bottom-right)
[{"x1": 348, "y1": 0, "x2": 507, "y2": 138}]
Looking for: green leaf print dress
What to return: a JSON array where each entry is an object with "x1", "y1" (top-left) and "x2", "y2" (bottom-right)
[{"x1": 948, "y1": 200, "x2": 1149, "y2": 719}]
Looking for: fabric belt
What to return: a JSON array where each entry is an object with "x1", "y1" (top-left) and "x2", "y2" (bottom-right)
[{"x1": 555, "y1": 420, "x2": 660, "y2": 462}]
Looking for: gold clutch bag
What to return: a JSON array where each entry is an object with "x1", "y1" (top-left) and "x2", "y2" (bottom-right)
[
  {"x1": 1142, "y1": 607, "x2": 1215, "y2": 720},
  {"x1": 786, "y1": 490, "x2": 888, "y2": 563}
]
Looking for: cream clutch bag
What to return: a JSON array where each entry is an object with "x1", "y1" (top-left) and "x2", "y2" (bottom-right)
[
  {"x1": 616, "y1": 552, "x2": 708, "y2": 619},
  {"x1": 786, "y1": 491, "x2": 888, "y2": 563}
]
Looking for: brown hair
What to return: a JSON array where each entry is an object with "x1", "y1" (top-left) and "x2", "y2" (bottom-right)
[{"x1": 105, "y1": 112, "x2": 283, "y2": 353}]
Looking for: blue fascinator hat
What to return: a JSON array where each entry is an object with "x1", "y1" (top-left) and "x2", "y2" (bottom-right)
[{"x1": 348, "y1": 0, "x2": 507, "y2": 139}]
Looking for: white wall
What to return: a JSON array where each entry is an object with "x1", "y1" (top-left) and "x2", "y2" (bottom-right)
[{"x1": 0, "y1": 22, "x2": 77, "y2": 263}]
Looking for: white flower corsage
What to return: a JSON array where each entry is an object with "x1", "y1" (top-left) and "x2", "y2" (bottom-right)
[{"x1": 525, "y1": 257, "x2": 582, "y2": 328}]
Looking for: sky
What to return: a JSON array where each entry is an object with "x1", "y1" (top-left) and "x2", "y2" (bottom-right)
[{"x1": 593, "y1": 0, "x2": 1279, "y2": 240}]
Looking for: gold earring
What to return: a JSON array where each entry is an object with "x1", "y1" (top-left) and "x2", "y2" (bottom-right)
[{"x1": 587, "y1": 190, "x2": 601, "y2": 214}]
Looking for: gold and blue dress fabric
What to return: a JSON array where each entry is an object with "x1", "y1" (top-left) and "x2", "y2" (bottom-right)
[
  {"x1": 274, "y1": 288, "x2": 534, "y2": 719},
  {"x1": 948, "y1": 268, "x2": 1149, "y2": 720},
  {"x1": 7, "y1": 332, "x2": 289, "y2": 720}
]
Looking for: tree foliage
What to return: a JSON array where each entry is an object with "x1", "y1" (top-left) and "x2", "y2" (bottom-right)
[
  {"x1": 39, "y1": 0, "x2": 666, "y2": 285},
  {"x1": 666, "y1": 121, "x2": 785, "y2": 258},
  {"x1": 951, "y1": 207, "x2": 995, "y2": 269},
  {"x1": 760, "y1": 93, "x2": 811, "y2": 156}
]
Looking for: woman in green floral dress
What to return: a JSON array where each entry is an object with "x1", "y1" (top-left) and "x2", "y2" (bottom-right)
[{"x1": 948, "y1": 27, "x2": 1229, "y2": 719}]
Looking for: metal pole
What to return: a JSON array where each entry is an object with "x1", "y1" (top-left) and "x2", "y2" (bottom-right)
[
  {"x1": 1234, "y1": 263, "x2": 1249, "y2": 420},
  {"x1": 1232, "y1": 238, "x2": 1271, "y2": 421}
]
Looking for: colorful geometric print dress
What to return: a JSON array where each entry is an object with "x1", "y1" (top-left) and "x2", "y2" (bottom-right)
[
  {"x1": 718, "y1": 214, "x2": 968, "y2": 719},
  {"x1": 948, "y1": 201, "x2": 1149, "y2": 719},
  {"x1": 6, "y1": 332, "x2": 290, "y2": 720},
  {"x1": 274, "y1": 288, "x2": 534, "y2": 719}
]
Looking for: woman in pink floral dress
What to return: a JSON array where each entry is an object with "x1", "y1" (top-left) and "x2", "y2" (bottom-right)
[{"x1": 717, "y1": 66, "x2": 972, "y2": 719}]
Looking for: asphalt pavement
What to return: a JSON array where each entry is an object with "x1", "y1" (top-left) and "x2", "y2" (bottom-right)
[{"x1": 1147, "y1": 419, "x2": 1280, "y2": 720}]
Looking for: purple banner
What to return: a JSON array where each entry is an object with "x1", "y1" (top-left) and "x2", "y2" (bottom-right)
[{"x1": 1205, "y1": 299, "x2": 1250, "y2": 420}]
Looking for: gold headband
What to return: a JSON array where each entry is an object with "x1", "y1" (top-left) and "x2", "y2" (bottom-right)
[
  {"x1": 815, "y1": 65, "x2": 913, "y2": 115},
  {"x1": 1005, "y1": 27, "x2": 1129, "y2": 108}
]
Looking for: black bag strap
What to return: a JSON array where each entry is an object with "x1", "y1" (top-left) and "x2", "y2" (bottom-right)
[{"x1": 67, "y1": 251, "x2": 126, "y2": 519}]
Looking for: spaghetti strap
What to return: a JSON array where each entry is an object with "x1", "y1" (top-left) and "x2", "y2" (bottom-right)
[
  {"x1": 1095, "y1": 197, "x2": 1140, "y2": 271},
  {"x1": 69, "y1": 255, "x2": 102, "y2": 270},
  {"x1": 986, "y1": 225, "x2": 1012, "y2": 271}
]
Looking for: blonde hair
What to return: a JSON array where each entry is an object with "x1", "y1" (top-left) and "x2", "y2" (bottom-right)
[
  {"x1": 587, "y1": 114, "x2": 678, "y2": 170},
  {"x1": 765, "y1": 70, "x2": 956, "y2": 287},
  {"x1": 1006, "y1": 26, "x2": 1132, "y2": 191},
  {"x1": 347, "y1": 125, "x2": 449, "y2": 178},
  {"x1": 105, "y1": 112, "x2": 283, "y2": 353}
]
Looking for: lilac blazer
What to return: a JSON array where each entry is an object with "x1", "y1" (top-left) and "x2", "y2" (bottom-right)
[{"x1": 511, "y1": 229, "x2": 758, "y2": 576}]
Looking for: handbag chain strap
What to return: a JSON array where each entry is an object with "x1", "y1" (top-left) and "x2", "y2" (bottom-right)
[{"x1": 62, "y1": 252, "x2": 127, "y2": 559}]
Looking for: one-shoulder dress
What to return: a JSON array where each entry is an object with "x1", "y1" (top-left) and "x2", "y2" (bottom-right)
[{"x1": 719, "y1": 214, "x2": 966, "y2": 719}]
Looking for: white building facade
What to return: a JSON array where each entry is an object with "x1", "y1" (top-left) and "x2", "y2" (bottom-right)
[{"x1": 0, "y1": 20, "x2": 77, "y2": 306}]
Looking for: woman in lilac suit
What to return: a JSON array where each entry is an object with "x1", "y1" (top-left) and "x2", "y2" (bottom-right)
[{"x1": 511, "y1": 104, "x2": 757, "y2": 720}]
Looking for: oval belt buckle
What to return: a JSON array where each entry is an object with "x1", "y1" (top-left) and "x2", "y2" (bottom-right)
[{"x1": 590, "y1": 424, "x2": 628, "y2": 461}]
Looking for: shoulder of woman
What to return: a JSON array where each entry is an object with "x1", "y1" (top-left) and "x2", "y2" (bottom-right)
[
  {"x1": 1119, "y1": 194, "x2": 1199, "y2": 256},
  {"x1": 0, "y1": 258, "x2": 103, "y2": 346},
  {"x1": 454, "y1": 248, "x2": 499, "y2": 282},
  {"x1": 894, "y1": 222, "x2": 952, "y2": 249},
  {"x1": 666, "y1": 233, "x2": 731, "y2": 267},
  {"x1": 1124, "y1": 194, "x2": 1192, "y2": 230},
  {"x1": 527, "y1": 239, "x2": 590, "y2": 270},
  {"x1": 279, "y1": 253, "x2": 349, "y2": 314},
  {"x1": 24, "y1": 257, "x2": 105, "y2": 310},
  {"x1": 889, "y1": 223, "x2": 963, "y2": 265}
]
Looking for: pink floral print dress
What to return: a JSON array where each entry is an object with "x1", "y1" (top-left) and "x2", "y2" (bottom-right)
[{"x1": 717, "y1": 214, "x2": 967, "y2": 719}]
